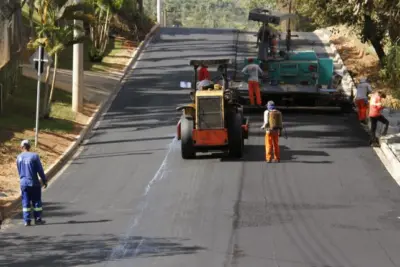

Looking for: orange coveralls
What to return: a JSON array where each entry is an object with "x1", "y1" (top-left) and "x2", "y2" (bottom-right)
[
  {"x1": 355, "y1": 79, "x2": 372, "y2": 122},
  {"x1": 242, "y1": 63, "x2": 263, "y2": 105},
  {"x1": 262, "y1": 109, "x2": 280, "y2": 161},
  {"x1": 248, "y1": 81, "x2": 262, "y2": 105}
]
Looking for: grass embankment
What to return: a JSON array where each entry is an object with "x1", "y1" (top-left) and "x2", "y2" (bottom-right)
[
  {"x1": 0, "y1": 76, "x2": 96, "y2": 207},
  {"x1": 328, "y1": 25, "x2": 400, "y2": 110}
]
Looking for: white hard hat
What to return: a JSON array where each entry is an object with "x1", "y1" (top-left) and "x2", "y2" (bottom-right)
[
  {"x1": 266, "y1": 100, "x2": 275, "y2": 107},
  {"x1": 197, "y1": 80, "x2": 212, "y2": 90},
  {"x1": 20, "y1": 139, "x2": 30, "y2": 147}
]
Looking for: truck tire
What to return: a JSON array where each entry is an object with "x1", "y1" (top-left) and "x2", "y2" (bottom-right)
[
  {"x1": 180, "y1": 116, "x2": 195, "y2": 159},
  {"x1": 228, "y1": 111, "x2": 244, "y2": 158},
  {"x1": 340, "y1": 101, "x2": 354, "y2": 113},
  {"x1": 237, "y1": 106, "x2": 248, "y2": 139},
  {"x1": 238, "y1": 106, "x2": 244, "y2": 121}
]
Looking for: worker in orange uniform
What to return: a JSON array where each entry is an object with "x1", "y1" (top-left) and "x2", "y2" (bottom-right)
[
  {"x1": 261, "y1": 101, "x2": 282, "y2": 162},
  {"x1": 198, "y1": 63, "x2": 210, "y2": 81},
  {"x1": 369, "y1": 90, "x2": 389, "y2": 146},
  {"x1": 241, "y1": 58, "x2": 264, "y2": 106},
  {"x1": 355, "y1": 77, "x2": 372, "y2": 124}
]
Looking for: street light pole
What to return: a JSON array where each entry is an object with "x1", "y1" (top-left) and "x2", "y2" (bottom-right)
[
  {"x1": 157, "y1": 0, "x2": 162, "y2": 25},
  {"x1": 72, "y1": 0, "x2": 83, "y2": 113}
]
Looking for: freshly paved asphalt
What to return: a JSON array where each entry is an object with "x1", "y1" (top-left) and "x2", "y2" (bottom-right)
[{"x1": 1, "y1": 27, "x2": 400, "y2": 267}]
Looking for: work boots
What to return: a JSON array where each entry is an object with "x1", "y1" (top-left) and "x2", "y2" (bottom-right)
[{"x1": 369, "y1": 137, "x2": 380, "y2": 147}]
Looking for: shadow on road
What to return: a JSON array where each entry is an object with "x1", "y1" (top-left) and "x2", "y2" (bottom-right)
[
  {"x1": 44, "y1": 219, "x2": 112, "y2": 225},
  {"x1": 0, "y1": 234, "x2": 206, "y2": 266},
  {"x1": 10, "y1": 202, "x2": 86, "y2": 221},
  {"x1": 219, "y1": 144, "x2": 332, "y2": 163},
  {"x1": 85, "y1": 135, "x2": 175, "y2": 146},
  {"x1": 72, "y1": 148, "x2": 167, "y2": 161}
]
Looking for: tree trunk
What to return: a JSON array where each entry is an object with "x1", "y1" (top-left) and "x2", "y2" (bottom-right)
[
  {"x1": 46, "y1": 52, "x2": 58, "y2": 116},
  {"x1": 364, "y1": 14, "x2": 386, "y2": 66},
  {"x1": 369, "y1": 37, "x2": 386, "y2": 66},
  {"x1": 28, "y1": 0, "x2": 35, "y2": 38},
  {"x1": 41, "y1": 64, "x2": 51, "y2": 118},
  {"x1": 138, "y1": 0, "x2": 143, "y2": 13}
]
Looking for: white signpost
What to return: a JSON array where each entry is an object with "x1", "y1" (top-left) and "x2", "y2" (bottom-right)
[{"x1": 29, "y1": 46, "x2": 53, "y2": 147}]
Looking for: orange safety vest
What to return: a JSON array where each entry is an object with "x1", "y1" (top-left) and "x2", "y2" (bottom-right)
[{"x1": 369, "y1": 93, "x2": 383, "y2": 117}]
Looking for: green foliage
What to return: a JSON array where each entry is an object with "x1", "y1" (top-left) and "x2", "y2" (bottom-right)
[
  {"x1": 0, "y1": 76, "x2": 74, "y2": 133},
  {"x1": 294, "y1": 0, "x2": 400, "y2": 59},
  {"x1": 111, "y1": 0, "x2": 155, "y2": 41},
  {"x1": 164, "y1": 0, "x2": 275, "y2": 30},
  {"x1": 381, "y1": 42, "x2": 400, "y2": 97},
  {"x1": 293, "y1": 0, "x2": 400, "y2": 97}
]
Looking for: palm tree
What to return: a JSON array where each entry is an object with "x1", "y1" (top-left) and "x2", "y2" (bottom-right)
[{"x1": 28, "y1": 0, "x2": 86, "y2": 117}]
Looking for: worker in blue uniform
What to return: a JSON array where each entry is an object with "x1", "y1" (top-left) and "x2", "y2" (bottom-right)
[{"x1": 16, "y1": 140, "x2": 47, "y2": 226}]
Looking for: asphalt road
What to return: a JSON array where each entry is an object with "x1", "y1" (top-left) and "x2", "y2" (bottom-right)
[{"x1": 2, "y1": 27, "x2": 400, "y2": 267}]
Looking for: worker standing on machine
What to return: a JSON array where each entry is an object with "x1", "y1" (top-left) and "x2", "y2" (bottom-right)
[
  {"x1": 261, "y1": 101, "x2": 283, "y2": 163},
  {"x1": 198, "y1": 63, "x2": 210, "y2": 81},
  {"x1": 242, "y1": 58, "x2": 264, "y2": 106},
  {"x1": 369, "y1": 90, "x2": 389, "y2": 146},
  {"x1": 355, "y1": 77, "x2": 372, "y2": 124}
]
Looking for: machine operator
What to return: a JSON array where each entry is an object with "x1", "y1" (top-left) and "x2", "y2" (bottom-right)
[{"x1": 198, "y1": 63, "x2": 210, "y2": 81}]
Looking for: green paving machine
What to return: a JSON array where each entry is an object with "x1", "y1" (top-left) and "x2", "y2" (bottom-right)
[{"x1": 235, "y1": 7, "x2": 352, "y2": 112}]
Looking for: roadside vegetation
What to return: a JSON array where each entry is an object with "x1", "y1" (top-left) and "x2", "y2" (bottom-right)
[
  {"x1": 0, "y1": 0, "x2": 154, "y2": 208},
  {"x1": 293, "y1": 0, "x2": 400, "y2": 109}
]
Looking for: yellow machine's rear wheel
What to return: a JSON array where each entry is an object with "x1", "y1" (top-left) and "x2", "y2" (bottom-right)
[{"x1": 228, "y1": 111, "x2": 244, "y2": 158}]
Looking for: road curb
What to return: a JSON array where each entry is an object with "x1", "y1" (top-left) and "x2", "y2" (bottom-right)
[
  {"x1": 316, "y1": 29, "x2": 400, "y2": 182},
  {"x1": 373, "y1": 140, "x2": 400, "y2": 184},
  {"x1": 0, "y1": 23, "x2": 161, "y2": 224},
  {"x1": 314, "y1": 29, "x2": 357, "y2": 99}
]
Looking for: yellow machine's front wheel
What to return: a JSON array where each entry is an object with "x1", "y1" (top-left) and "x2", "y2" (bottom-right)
[{"x1": 180, "y1": 115, "x2": 196, "y2": 159}]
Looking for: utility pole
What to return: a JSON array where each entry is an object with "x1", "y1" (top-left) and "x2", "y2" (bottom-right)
[
  {"x1": 72, "y1": 0, "x2": 83, "y2": 113},
  {"x1": 157, "y1": 0, "x2": 162, "y2": 25},
  {"x1": 34, "y1": 46, "x2": 43, "y2": 148},
  {"x1": 30, "y1": 45, "x2": 52, "y2": 147}
]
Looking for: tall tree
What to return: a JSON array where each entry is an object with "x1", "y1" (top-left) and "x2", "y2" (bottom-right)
[{"x1": 294, "y1": 0, "x2": 400, "y2": 65}]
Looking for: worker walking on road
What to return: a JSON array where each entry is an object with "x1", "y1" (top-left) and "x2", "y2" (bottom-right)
[
  {"x1": 369, "y1": 91, "x2": 389, "y2": 146},
  {"x1": 17, "y1": 140, "x2": 47, "y2": 226},
  {"x1": 261, "y1": 101, "x2": 283, "y2": 163},
  {"x1": 355, "y1": 77, "x2": 372, "y2": 124},
  {"x1": 242, "y1": 58, "x2": 264, "y2": 106}
]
